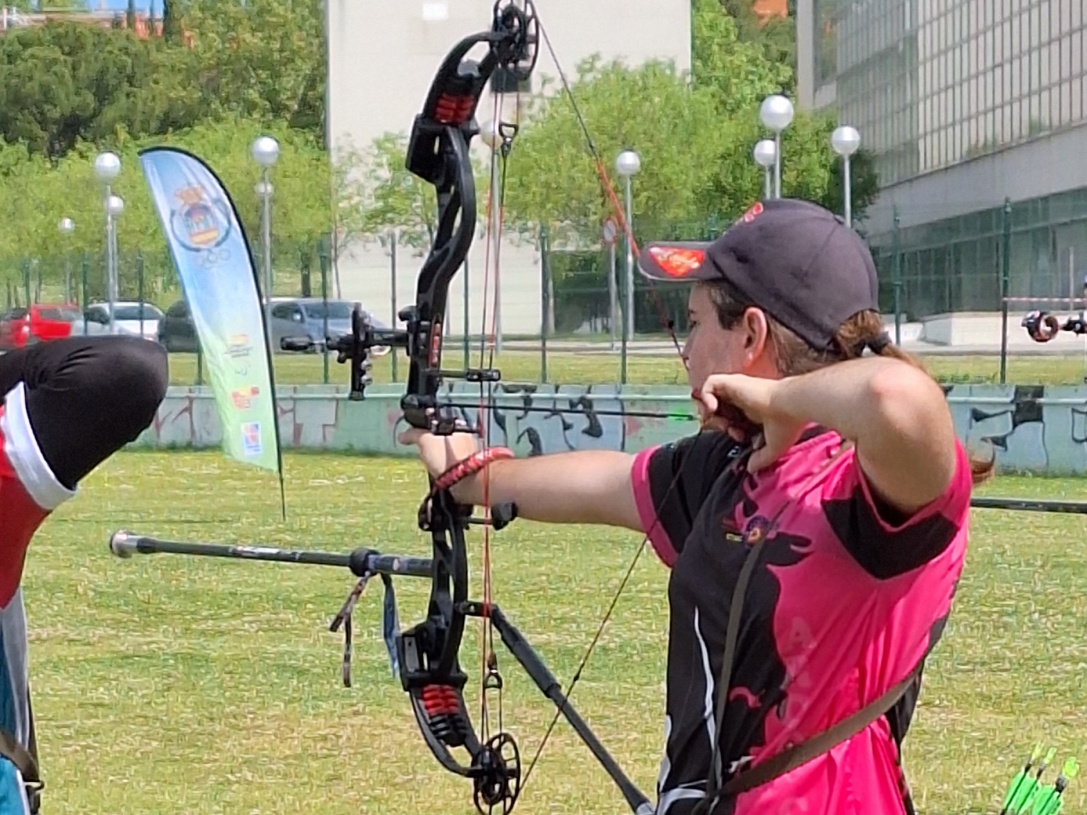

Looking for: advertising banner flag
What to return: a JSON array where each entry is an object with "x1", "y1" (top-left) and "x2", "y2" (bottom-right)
[{"x1": 139, "y1": 147, "x2": 284, "y2": 489}]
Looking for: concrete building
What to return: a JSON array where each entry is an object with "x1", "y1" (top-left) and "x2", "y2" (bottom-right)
[
  {"x1": 325, "y1": 0, "x2": 690, "y2": 339},
  {"x1": 796, "y1": 0, "x2": 1087, "y2": 320}
]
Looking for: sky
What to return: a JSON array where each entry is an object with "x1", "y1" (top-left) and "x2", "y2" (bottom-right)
[{"x1": 89, "y1": 1, "x2": 156, "y2": 10}]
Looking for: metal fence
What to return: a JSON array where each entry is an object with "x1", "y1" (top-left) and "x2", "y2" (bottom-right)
[{"x1": 7, "y1": 191, "x2": 1087, "y2": 386}]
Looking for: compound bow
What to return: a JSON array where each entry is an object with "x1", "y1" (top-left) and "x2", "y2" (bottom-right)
[{"x1": 111, "y1": 4, "x2": 654, "y2": 814}]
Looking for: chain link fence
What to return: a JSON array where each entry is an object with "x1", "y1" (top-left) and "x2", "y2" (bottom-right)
[{"x1": 7, "y1": 190, "x2": 1087, "y2": 386}]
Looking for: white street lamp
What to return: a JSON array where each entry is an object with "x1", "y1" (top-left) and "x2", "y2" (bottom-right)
[
  {"x1": 250, "y1": 135, "x2": 280, "y2": 169},
  {"x1": 615, "y1": 149, "x2": 640, "y2": 383},
  {"x1": 251, "y1": 136, "x2": 279, "y2": 353},
  {"x1": 831, "y1": 125, "x2": 861, "y2": 227},
  {"x1": 93, "y1": 152, "x2": 122, "y2": 331},
  {"x1": 58, "y1": 217, "x2": 74, "y2": 304},
  {"x1": 105, "y1": 195, "x2": 123, "y2": 332},
  {"x1": 753, "y1": 139, "x2": 777, "y2": 200},
  {"x1": 93, "y1": 152, "x2": 121, "y2": 184},
  {"x1": 759, "y1": 95, "x2": 794, "y2": 198}
]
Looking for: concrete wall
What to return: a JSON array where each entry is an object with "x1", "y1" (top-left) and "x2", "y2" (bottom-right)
[
  {"x1": 132, "y1": 383, "x2": 1087, "y2": 476},
  {"x1": 866, "y1": 122, "x2": 1087, "y2": 236}
]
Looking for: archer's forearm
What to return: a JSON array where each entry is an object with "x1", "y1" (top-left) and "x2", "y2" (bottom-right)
[{"x1": 452, "y1": 449, "x2": 642, "y2": 531}]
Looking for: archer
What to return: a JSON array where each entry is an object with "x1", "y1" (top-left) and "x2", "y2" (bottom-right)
[
  {"x1": 0, "y1": 335, "x2": 167, "y2": 813},
  {"x1": 400, "y1": 198, "x2": 993, "y2": 815}
]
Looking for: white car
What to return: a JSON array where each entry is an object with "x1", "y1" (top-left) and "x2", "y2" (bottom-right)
[{"x1": 78, "y1": 301, "x2": 164, "y2": 340}]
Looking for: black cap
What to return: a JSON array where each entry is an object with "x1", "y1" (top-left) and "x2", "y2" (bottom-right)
[{"x1": 637, "y1": 198, "x2": 879, "y2": 351}]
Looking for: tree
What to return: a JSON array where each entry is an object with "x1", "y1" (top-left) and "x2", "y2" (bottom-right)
[
  {"x1": 4, "y1": 1, "x2": 87, "y2": 9},
  {"x1": 179, "y1": 0, "x2": 326, "y2": 142},
  {"x1": 502, "y1": 57, "x2": 727, "y2": 247},
  {"x1": 715, "y1": 0, "x2": 797, "y2": 94},
  {"x1": 0, "y1": 119, "x2": 337, "y2": 302},
  {"x1": 351, "y1": 132, "x2": 445, "y2": 256},
  {"x1": 690, "y1": 0, "x2": 791, "y2": 115},
  {"x1": 161, "y1": 0, "x2": 184, "y2": 44},
  {"x1": 0, "y1": 21, "x2": 206, "y2": 159}
]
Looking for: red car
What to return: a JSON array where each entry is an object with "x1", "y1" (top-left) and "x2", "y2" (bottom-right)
[{"x1": 0, "y1": 304, "x2": 82, "y2": 350}]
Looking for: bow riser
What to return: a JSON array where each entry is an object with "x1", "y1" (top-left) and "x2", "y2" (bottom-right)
[{"x1": 400, "y1": 128, "x2": 476, "y2": 430}]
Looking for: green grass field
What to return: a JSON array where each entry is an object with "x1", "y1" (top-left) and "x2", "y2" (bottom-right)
[
  {"x1": 164, "y1": 349, "x2": 1087, "y2": 387},
  {"x1": 23, "y1": 450, "x2": 1087, "y2": 814}
]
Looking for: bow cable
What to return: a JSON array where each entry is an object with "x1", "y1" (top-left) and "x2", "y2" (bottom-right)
[
  {"x1": 514, "y1": 11, "x2": 701, "y2": 800},
  {"x1": 477, "y1": 85, "x2": 523, "y2": 754}
]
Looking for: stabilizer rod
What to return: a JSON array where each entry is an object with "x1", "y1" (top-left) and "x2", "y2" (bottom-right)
[
  {"x1": 971, "y1": 498, "x2": 1087, "y2": 515},
  {"x1": 460, "y1": 600, "x2": 654, "y2": 815},
  {"x1": 108, "y1": 531, "x2": 433, "y2": 579}
]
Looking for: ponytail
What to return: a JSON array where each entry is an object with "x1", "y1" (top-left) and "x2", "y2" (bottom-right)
[{"x1": 705, "y1": 281, "x2": 995, "y2": 486}]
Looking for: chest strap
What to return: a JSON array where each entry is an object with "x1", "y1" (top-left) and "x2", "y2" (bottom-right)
[
  {"x1": 693, "y1": 517, "x2": 925, "y2": 814},
  {"x1": 717, "y1": 664, "x2": 922, "y2": 799}
]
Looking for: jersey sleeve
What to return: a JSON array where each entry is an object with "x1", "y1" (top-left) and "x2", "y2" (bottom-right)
[
  {"x1": 630, "y1": 431, "x2": 742, "y2": 567},
  {"x1": 822, "y1": 438, "x2": 973, "y2": 579}
]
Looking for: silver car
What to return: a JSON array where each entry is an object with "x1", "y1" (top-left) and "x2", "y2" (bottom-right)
[
  {"x1": 78, "y1": 301, "x2": 164, "y2": 340},
  {"x1": 269, "y1": 297, "x2": 390, "y2": 354}
]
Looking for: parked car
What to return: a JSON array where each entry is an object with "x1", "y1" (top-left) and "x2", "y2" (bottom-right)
[
  {"x1": 0, "y1": 303, "x2": 82, "y2": 350},
  {"x1": 78, "y1": 301, "x2": 164, "y2": 340},
  {"x1": 157, "y1": 298, "x2": 310, "y2": 354},
  {"x1": 269, "y1": 297, "x2": 390, "y2": 354}
]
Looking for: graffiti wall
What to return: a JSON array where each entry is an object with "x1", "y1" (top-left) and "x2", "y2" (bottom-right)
[{"x1": 131, "y1": 383, "x2": 1087, "y2": 475}]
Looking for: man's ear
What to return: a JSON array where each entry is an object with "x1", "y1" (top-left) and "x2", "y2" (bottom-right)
[{"x1": 739, "y1": 307, "x2": 772, "y2": 360}]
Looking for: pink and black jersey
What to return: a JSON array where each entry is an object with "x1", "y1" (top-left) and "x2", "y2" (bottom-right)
[{"x1": 631, "y1": 427, "x2": 972, "y2": 815}]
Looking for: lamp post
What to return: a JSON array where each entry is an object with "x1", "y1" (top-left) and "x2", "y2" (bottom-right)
[
  {"x1": 830, "y1": 125, "x2": 861, "y2": 227},
  {"x1": 759, "y1": 95, "x2": 794, "y2": 198},
  {"x1": 615, "y1": 149, "x2": 640, "y2": 385},
  {"x1": 93, "y1": 151, "x2": 121, "y2": 330},
  {"x1": 479, "y1": 119, "x2": 503, "y2": 354},
  {"x1": 58, "y1": 217, "x2": 74, "y2": 303},
  {"x1": 105, "y1": 196, "x2": 124, "y2": 332},
  {"x1": 752, "y1": 140, "x2": 777, "y2": 200},
  {"x1": 251, "y1": 135, "x2": 279, "y2": 354}
]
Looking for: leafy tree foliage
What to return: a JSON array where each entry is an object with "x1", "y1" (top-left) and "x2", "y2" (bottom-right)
[
  {"x1": 0, "y1": 119, "x2": 350, "y2": 299},
  {"x1": 716, "y1": 0, "x2": 797, "y2": 95},
  {"x1": 0, "y1": 21, "x2": 205, "y2": 159},
  {"x1": 494, "y1": 0, "x2": 879, "y2": 249},
  {"x1": 5, "y1": 1, "x2": 87, "y2": 10},
  {"x1": 0, "y1": 0, "x2": 883, "y2": 304},
  {"x1": 179, "y1": 0, "x2": 326, "y2": 141}
]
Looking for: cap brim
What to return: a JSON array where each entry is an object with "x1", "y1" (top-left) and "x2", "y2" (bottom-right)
[{"x1": 638, "y1": 242, "x2": 715, "y2": 281}]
